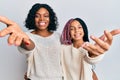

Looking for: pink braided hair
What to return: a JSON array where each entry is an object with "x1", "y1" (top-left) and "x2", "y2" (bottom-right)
[{"x1": 60, "y1": 19, "x2": 74, "y2": 45}]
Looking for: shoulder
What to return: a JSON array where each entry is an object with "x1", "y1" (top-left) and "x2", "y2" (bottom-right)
[
  {"x1": 25, "y1": 31, "x2": 34, "y2": 36},
  {"x1": 25, "y1": 31, "x2": 37, "y2": 43},
  {"x1": 61, "y1": 44, "x2": 72, "y2": 49}
]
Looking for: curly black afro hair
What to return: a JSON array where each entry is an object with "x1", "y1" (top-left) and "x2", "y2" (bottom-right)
[{"x1": 25, "y1": 3, "x2": 58, "y2": 31}]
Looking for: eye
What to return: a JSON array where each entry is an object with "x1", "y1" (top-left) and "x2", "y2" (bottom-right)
[
  {"x1": 44, "y1": 13, "x2": 49, "y2": 18},
  {"x1": 44, "y1": 15, "x2": 49, "y2": 18},
  {"x1": 70, "y1": 26, "x2": 74, "y2": 30},
  {"x1": 35, "y1": 14, "x2": 40, "y2": 18},
  {"x1": 78, "y1": 26, "x2": 82, "y2": 29}
]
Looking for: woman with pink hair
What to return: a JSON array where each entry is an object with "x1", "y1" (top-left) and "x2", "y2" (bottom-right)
[{"x1": 60, "y1": 18, "x2": 120, "y2": 80}]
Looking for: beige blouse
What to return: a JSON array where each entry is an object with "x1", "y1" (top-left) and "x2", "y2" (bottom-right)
[{"x1": 61, "y1": 44, "x2": 104, "y2": 80}]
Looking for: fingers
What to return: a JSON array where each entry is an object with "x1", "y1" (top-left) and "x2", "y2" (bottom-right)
[
  {"x1": 8, "y1": 33, "x2": 30, "y2": 46},
  {"x1": 7, "y1": 33, "x2": 17, "y2": 45},
  {"x1": 103, "y1": 30, "x2": 113, "y2": 45},
  {"x1": 8, "y1": 35, "x2": 23, "y2": 46},
  {"x1": 99, "y1": 29, "x2": 120, "y2": 40},
  {"x1": 82, "y1": 28, "x2": 120, "y2": 57},
  {"x1": 90, "y1": 35, "x2": 110, "y2": 51},
  {"x1": 23, "y1": 38, "x2": 30, "y2": 45},
  {"x1": 24, "y1": 72, "x2": 27, "y2": 80},
  {"x1": 15, "y1": 36, "x2": 23, "y2": 46},
  {"x1": 0, "y1": 26, "x2": 30, "y2": 46},
  {"x1": 0, "y1": 16, "x2": 18, "y2": 37},
  {"x1": 0, "y1": 16, "x2": 14, "y2": 25},
  {"x1": 0, "y1": 17, "x2": 30, "y2": 46},
  {"x1": 83, "y1": 34, "x2": 110, "y2": 57},
  {"x1": 93, "y1": 29, "x2": 119, "y2": 51},
  {"x1": 0, "y1": 26, "x2": 13, "y2": 37},
  {"x1": 82, "y1": 42, "x2": 105, "y2": 57},
  {"x1": 97, "y1": 29, "x2": 120, "y2": 47},
  {"x1": 110, "y1": 28, "x2": 120, "y2": 36}
]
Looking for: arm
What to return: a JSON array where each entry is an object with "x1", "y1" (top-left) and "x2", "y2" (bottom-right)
[
  {"x1": 0, "y1": 16, "x2": 35, "y2": 50},
  {"x1": 82, "y1": 29, "x2": 120, "y2": 57}
]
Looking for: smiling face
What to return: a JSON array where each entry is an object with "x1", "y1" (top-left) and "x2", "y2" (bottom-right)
[
  {"x1": 35, "y1": 7, "x2": 50, "y2": 31},
  {"x1": 70, "y1": 20, "x2": 84, "y2": 42}
]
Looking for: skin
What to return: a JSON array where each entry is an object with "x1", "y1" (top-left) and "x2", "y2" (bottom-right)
[
  {"x1": 22, "y1": 7, "x2": 53, "y2": 50},
  {"x1": 0, "y1": 8, "x2": 53, "y2": 51},
  {"x1": 69, "y1": 20, "x2": 98, "y2": 57},
  {"x1": 82, "y1": 29, "x2": 120, "y2": 57},
  {"x1": 33, "y1": 8, "x2": 51, "y2": 37},
  {"x1": 0, "y1": 16, "x2": 120, "y2": 80},
  {"x1": 0, "y1": 16, "x2": 120, "y2": 53},
  {"x1": 69, "y1": 20, "x2": 120, "y2": 57},
  {"x1": 66, "y1": 19, "x2": 98, "y2": 80},
  {"x1": 0, "y1": 8, "x2": 55, "y2": 80},
  {"x1": 63, "y1": 19, "x2": 119, "y2": 80},
  {"x1": 70, "y1": 20, "x2": 85, "y2": 48}
]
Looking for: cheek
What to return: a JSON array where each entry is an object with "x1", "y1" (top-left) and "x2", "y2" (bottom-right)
[
  {"x1": 46, "y1": 17, "x2": 50, "y2": 22},
  {"x1": 70, "y1": 31, "x2": 74, "y2": 38},
  {"x1": 46, "y1": 18, "x2": 49, "y2": 21},
  {"x1": 82, "y1": 30, "x2": 85, "y2": 35},
  {"x1": 34, "y1": 19, "x2": 38, "y2": 25},
  {"x1": 35, "y1": 18, "x2": 39, "y2": 23},
  {"x1": 46, "y1": 18, "x2": 50, "y2": 25}
]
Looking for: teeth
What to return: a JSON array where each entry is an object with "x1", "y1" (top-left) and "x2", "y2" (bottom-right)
[
  {"x1": 39, "y1": 22, "x2": 45, "y2": 26},
  {"x1": 75, "y1": 34, "x2": 80, "y2": 37}
]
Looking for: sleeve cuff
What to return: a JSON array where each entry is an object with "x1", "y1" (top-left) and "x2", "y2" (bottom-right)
[{"x1": 84, "y1": 52, "x2": 105, "y2": 64}]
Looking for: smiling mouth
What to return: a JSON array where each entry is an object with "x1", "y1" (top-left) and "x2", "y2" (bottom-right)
[{"x1": 39, "y1": 22, "x2": 46, "y2": 26}]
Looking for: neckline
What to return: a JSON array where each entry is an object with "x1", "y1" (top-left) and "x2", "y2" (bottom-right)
[{"x1": 29, "y1": 31, "x2": 55, "y2": 39}]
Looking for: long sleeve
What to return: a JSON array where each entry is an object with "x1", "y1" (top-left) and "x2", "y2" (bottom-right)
[
  {"x1": 61, "y1": 45, "x2": 105, "y2": 80},
  {"x1": 84, "y1": 52, "x2": 105, "y2": 64}
]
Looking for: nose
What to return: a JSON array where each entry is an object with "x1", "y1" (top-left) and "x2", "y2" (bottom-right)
[
  {"x1": 39, "y1": 16, "x2": 44, "y2": 21},
  {"x1": 75, "y1": 28, "x2": 79, "y2": 32}
]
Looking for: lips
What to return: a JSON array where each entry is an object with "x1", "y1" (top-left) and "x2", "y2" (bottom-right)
[{"x1": 74, "y1": 33, "x2": 82, "y2": 38}]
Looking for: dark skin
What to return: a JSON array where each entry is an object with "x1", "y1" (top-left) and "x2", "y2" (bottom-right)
[
  {"x1": 0, "y1": 16, "x2": 120, "y2": 55},
  {"x1": 0, "y1": 16, "x2": 120, "y2": 80}
]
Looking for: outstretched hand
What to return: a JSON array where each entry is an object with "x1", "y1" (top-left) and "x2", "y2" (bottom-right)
[
  {"x1": 0, "y1": 16, "x2": 30, "y2": 46},
  {"x1": 82, "y1": 29, "x2": 120, "y2": 57}
]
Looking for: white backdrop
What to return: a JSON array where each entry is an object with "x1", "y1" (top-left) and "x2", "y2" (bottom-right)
[{"x1": 0, "y1": 0, "x2": 120, "y2": 80}]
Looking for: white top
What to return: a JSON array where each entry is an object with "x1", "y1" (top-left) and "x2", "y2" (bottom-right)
[
  {"x1": 18, "y1": 32, "x2": 63, "y2": 80},
  {"x1": 61, "y1": 45, "x2": 104, "y2": 80}
]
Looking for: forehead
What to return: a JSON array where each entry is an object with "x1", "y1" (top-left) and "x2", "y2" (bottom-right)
[
  {"x1": 70, "y1": 20, "x2": 81, "y2": 26},
  {"x1": 36, "y1": 7, "x2": 49, "y2": 14}
]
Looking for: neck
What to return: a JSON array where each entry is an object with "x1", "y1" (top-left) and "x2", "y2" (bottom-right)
[
  {"x1": 73, "y1": 40, "x2": 84, "y2": 48},
  {"x1": 32, "y1": 30, "x2": 53, "y2": 37}
]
